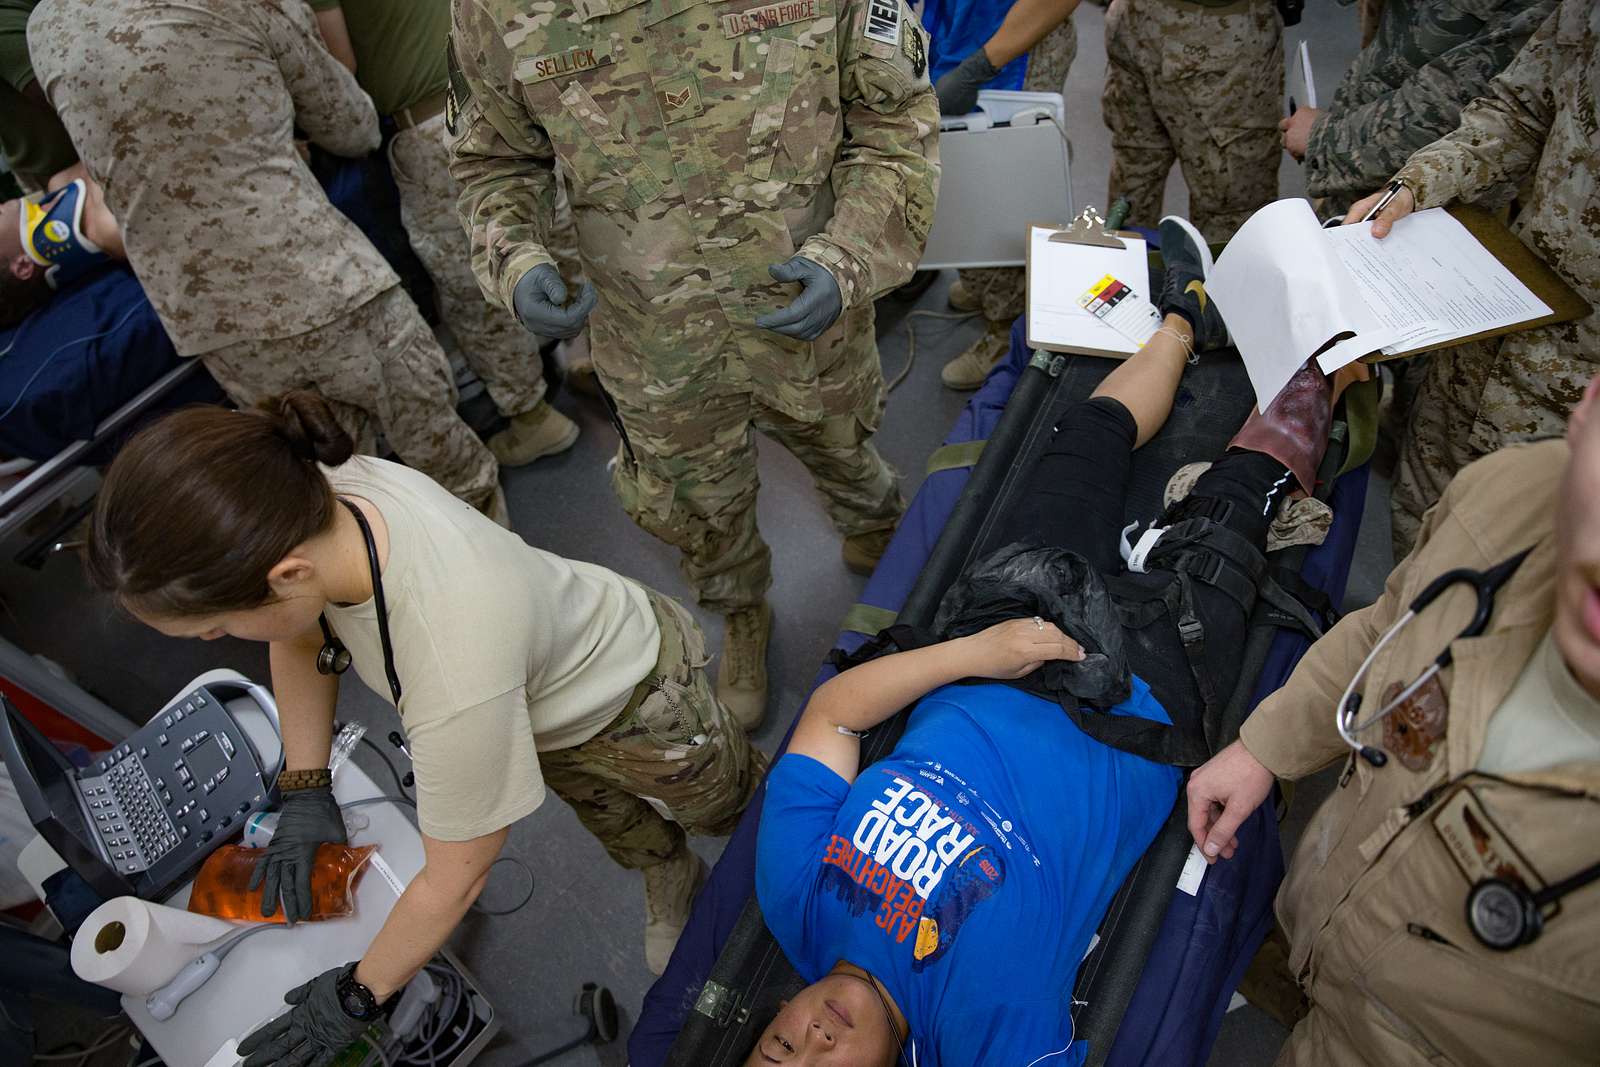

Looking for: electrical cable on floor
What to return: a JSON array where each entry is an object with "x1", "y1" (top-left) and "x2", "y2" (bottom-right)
[
  {"x1": 32, "y1": 1025, "x2": 133, "y2": 1063},
  {"x1": 891, "y1": 309, "x2": 980, "y2": 392}
]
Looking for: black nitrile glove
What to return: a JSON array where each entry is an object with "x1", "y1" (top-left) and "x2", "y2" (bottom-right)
[
  {"x1": 755, "y1": 256, "x2": 842, "y2": 341},
  {"x1": 238, "y1": 964, "x2": 369, "y2": 1067},
  {"x1": 249, "y1": 785, "x2": 346, "y2": 923},
  {"x1": 934, "y1": 48, "x2": 1000, "y2": 116},
  {"x1": 512, "y1": 264, "x2": 597, "y2": 339}
]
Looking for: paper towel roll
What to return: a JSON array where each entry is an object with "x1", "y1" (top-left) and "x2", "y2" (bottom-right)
[{"x1": 71, "y1": 896, "x2": 238, "y2": 994}]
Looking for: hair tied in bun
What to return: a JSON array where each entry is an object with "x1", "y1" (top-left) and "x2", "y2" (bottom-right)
[{"x1": 268, "y1": 391, "x2": 355, "y2": 467}]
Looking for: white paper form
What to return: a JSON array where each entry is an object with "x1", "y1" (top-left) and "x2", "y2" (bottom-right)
[
  {"x1": 1208, "y1": 199, "x2": 1402, "y2": 410},
  {"x1": 1320, "y1": 208, "x2": 1553, "y2": 367},
  {"x1": 1027, "y1": 225, "x2": 1151, "y2": 356}
]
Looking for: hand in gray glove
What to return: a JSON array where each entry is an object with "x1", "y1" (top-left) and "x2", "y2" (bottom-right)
[
  {"x1": 249, "y1": 785, "x2": 346, "y2": 923},
  {"x1": 238, "y1": 964, "x2": 370, "y2": 1067},
  {"x1": 755, "y1": 256, "x2": 842, "y2": 341},
  {"x1": 934, "y1": 48, "x2": 1000, "y2": 116},
  {"x1": 512, "y1": 263, "x2": 597, "y2": 339}
]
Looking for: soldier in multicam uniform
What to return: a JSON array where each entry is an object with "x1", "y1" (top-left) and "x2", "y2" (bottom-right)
[
  {"x1": 1280, "y1": 0, "x2": 1557, "y2": 218},
  {"x1": 449, "y1": 0, "x2": 941, "y2": 728},
  {"x1": 925, "y1": 0, "x2": 1081, "y2": 390},
  {"x1": 309, "y1": 0, "x2": 582, "y2": 466},
  {"x1": 1101, "y1": 0, "x2": 1284, "y2": 242},
  {"x1": 1346, "y1": 0, "x2": 1600, "y2": 558},
  {"x1": 28, "y1": 0, "x2": 507, "y2": 522}
]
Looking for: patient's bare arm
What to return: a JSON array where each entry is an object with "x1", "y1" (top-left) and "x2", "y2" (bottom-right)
[{"x1": 788, "y1": 620, "x2": 1084, "y2": 784}]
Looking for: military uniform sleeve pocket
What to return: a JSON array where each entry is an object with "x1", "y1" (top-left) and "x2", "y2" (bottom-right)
[
  {"x1": 746, "y1": 34, "x2": 837, "y2": 184},
  {"x1": 556, "y1": 81, "x2": 665, "y2": 211}
]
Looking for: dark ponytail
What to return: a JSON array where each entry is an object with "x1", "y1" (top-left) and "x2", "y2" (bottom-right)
[{"x1": 86, "y1": 391, "x2": 355, "y2": 618}]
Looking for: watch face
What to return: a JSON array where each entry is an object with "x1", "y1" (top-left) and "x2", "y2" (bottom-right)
[{"x1": 339, "y1": 978, "x2": 377, "y2": 1019}]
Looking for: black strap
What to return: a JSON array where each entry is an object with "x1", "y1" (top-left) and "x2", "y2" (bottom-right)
[{"x1": 339, "y1": 498, "x2": 403, "y2": 705}]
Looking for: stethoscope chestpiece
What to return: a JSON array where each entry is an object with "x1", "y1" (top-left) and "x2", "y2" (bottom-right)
[{"x1": 1466, "y1": 877, "x2": 1542, "y2": 951}]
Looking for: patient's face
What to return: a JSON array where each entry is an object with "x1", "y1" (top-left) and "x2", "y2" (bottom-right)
[
  {"x1": 1555, "y1": 375, "x2": 1600, "y2": 699},
  {"x1": 0, "y1": 197, "x2": 24, "y2": 267},
  {"x1": 743, "y1": 974, "x2": 898, "y2": 1067}
]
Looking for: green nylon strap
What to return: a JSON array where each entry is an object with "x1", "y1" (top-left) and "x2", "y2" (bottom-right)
[
  {"x1": 925, "y1": 439, "x2": 987, "y2": 475},
  {"x1": 840, "y1": 603, "x2": 899, "y2": 636},
  {"x1": 1339, "y1": 376, "x2": 1381, "y2": 477}
]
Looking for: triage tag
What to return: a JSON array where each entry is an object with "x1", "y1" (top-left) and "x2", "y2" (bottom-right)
[
  {"x1": 1078, "y1": 274, "x2": 1160, "y2": 348},
  {"x1": 1431, "y1": 786, "x2": 1552, "y2": 909}
]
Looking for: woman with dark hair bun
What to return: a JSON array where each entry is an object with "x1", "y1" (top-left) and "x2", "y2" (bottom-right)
[{"x1": 88, "y1": 392, "x2": 766, "y2": 1063}]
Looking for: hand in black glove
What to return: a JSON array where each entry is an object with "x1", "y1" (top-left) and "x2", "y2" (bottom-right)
[
  {"x1": 249, "y1": 785, "x2": 346, "y2": 923},
  {"x1": 512, "y1": 263, "x2": 597, "y2": 339},
  {"x1": 934, "y1": 47, "x2": 1000, "y2": 116},
  {"x1": 238, "y1": 964, "x2": 370, "y2": 1067},
  {"x1": 754, "y1": 256, "x2": 842, "y2": 341}
]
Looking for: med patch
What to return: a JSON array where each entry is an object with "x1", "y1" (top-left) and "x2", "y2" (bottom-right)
[{"x1": 862, "y1": 0, "x2": 900, "y2": 47}]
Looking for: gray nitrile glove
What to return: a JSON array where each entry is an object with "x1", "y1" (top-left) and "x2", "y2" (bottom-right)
[
  {"x1": 935, "y1": 48, "x2": 1000, "y2": 116},
  {"x1": 512, "y1": 264, "x2": 597, "y2": 339},
  {"x1": 755, "y1": 256, "x2": 842, "y2": 341},
  {"x1": 238, "y1": 964, "x2": 369, "y2": 1067},
  {"x1": 249, "y1": 785, "x2": 346, "y2": 923}
]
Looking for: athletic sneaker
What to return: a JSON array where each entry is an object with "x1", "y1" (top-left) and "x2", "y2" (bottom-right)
[{"x1": 1156, "y1": 215, "x2": 1230, "y2": 353}]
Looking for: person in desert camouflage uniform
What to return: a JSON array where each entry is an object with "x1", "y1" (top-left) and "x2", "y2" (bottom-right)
[
  {"x1": 450, "y1": 0, "x2": 940, "y2": 727},
  {"x1": 1280, "y1": 0, "x2": 1556, "y2": 218},
  {"x1": 1101, "y1": 0, "x2": 1283, "y2": 242},
  {"x1": 1344, "y1": 0, "x2": 1600, "y2": 558},
  {"x1": 29, "y1": 0, "x2": 505, "y2": 521}
]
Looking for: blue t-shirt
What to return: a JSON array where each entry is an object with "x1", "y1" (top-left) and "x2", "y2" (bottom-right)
[
  {"x1": 919, "y1": 0, "x2": 1028, "y2": 93},
  {"x1": 756, "y1": 680, "x2": 1181, "y2": 1067}
]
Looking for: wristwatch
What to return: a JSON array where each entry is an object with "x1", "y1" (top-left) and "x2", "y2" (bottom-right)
[{"x1": 336, "y1": 963, "x2": 381, "y2": 1021}]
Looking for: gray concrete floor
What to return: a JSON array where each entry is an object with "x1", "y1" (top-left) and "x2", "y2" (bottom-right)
[{"x1": 0, "y1": 4, "x2": 1394, "y2": 1064}]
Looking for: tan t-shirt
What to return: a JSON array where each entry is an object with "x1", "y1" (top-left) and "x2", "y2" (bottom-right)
[
  {"x1": 1479, "y1": 628, "x2": 1600, "y2": 775},
  {"x1": 323, "y1": 457, "x2": 660, "y2": 841}
]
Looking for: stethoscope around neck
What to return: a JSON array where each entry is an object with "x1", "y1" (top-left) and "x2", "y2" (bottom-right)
[
  {"x1": 1331, "y1": 545, "x2": 1600, "y2": 951},
  {"x1": 315, "y1": 498, "x2": 403, "y2": 706},
  {"x1": 1334, "y1": 548, "x2": 1533, "y2": 768}
]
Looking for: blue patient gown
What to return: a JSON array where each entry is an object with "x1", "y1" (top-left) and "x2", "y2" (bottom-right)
[{"x1": 757, "y1": 681, "x2": 1181, "y2": 1067}]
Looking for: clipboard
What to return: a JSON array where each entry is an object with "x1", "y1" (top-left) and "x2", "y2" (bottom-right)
[
  {"x1": 1025, "y1": 208, "x2": 1155, "y2": 359},
  {"x1": 1366, "y1": 205, "x2": 1592, "y2": 363}
]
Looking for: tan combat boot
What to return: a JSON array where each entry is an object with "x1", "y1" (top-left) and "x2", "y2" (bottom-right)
[
  {"x1": 643, "y1": 844, "x2": 709, "y2": 975},
  {"x1": 717, "y1": 602, "x2": 772, "y2": 731},
  {"x1": 940, "y1": 320, "x2": 1011, "y2": 390},
  {"x1": 487, "y1": 400, "x2": 580, "y2": 466},
  {"x1": 842, "y1": 527, "x2": 895, "y2": 576},
  {"x1": 946, "y1": 278, "x2": 983, "y2": 312}
]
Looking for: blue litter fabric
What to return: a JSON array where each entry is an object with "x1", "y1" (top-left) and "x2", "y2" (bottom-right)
[
  {"x1": 0, "y1": 154, "x2": 421, "y2": 461},
  {"x1": 918, "y1": 0, "x2": 1029, "y2": 93},
  {"x1": 629, "y1": 318, "x2": 1371, "y2": 1067}
]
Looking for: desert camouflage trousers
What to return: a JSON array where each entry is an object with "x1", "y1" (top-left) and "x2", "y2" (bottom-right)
[
  {"x1": 956, "y1": 15, "x2": 1079, "y2": 323},
  {"x1": 389, "y1": 113, "x2": 547, "y2": 418},
  {"x1": 541, "y1": 589, "x2": 769, "y2": 869},
  {"x1": 1102, "y1": 0, "x2": 1283, "y2": 242},
  {"x1": 201, "y1": 285, "x2": 500, "y2": 512},
  {"x1": 1391, "y1": 325, "x2": 1595, "y2": 559}
]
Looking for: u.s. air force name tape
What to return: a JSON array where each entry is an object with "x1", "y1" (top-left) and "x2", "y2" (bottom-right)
[
  {"x1": 863, "y1": 0, "x2": 900, "y2": 46},
  {"x1": 721, "y1": 0, "x2": 818, "y2": 36}
]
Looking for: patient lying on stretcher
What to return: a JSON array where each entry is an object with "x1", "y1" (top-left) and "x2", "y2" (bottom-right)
[
  {"x1": 749, "y1": 217, "x2": 1357, "y2": 1067},
  {"x1": 0, "y1": 164, "x2": 124, "y2": 327}
]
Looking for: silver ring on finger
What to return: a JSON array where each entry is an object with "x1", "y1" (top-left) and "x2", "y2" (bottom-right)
[{"x1": 1033, "y1": 616, "x2": 1044, "y2": 631}]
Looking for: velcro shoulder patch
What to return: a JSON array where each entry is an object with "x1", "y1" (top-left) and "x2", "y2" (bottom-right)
[
  {"x1": 861, "y1": 0, "x2": 899, "y2": 47},
  {"x1": 446, "y1": 38, "x2": 472, "y2": 135}
]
